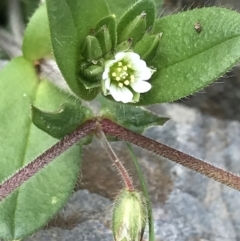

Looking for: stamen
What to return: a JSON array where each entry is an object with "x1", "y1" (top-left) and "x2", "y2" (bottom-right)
[
  {"x1": 123, "y1": 66, "x2": 128, "y2": 71},
  {"x1": 124, "y1": 80, "x2": 130, "y2": 85},
  {"x1": 118, "y1": 83, "x2": 123, "y2": 88},
  {"x1": 117, "y1": 67, "x2": 122, "y2": 72},
  {"x1": 116, "y1": 77, "x2": 121, "y2": 81},
  {"x1": 112, "y1": 72, "x2": 117, "y2": 77},
  {"x1": 118, "y1": 62, "x2": 123, "y2": 66},
  {"x1": 130, "y1": 75, "x2": 135, "y2": 82}
]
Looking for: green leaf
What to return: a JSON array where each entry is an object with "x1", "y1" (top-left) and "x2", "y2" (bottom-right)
[
  {"x1": 105, "y1": 0, "x2": 134, "y2": 18},
  {"x1": 106, "y1": 0, "x2": 160, "y2": 20},
  {"x1": 117, "y1": 0, "x2": 156, "y2": 44},
  {"x1": 46, "y1": 0, "x2": 109, "y2": 100},
  {"x1": 65, "y1": 0, "x2": 109, "y2": 43},
  {"x1": 137, "y1": 7, "x2": 240, "y2": 105},
  {"x1": 99, "y1": 95, "x2": 168, "y2": 134},
  {"x1": 126, "y1": 143, "x2": 155, "y2": 241},
  {"x1": 32, "y1": 102, "x2": 93, "y2": 139},
  {"x1": 0, "y1": 57, "x2": 81, "y2": 240},
  {"x1": 22, "y1": 3, "x2": 52, "y2": 61}
]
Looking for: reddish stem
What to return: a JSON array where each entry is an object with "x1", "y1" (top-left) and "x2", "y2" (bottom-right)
[
  {"x1": 95, "y1": 123, "x2": 134, "y2": 191},
  {"x1": 0, "y1": 120, "x2": 96, "y2": 201},
  {"x1": 100, "y1": 118, "x2": 240, "y2": 192}
]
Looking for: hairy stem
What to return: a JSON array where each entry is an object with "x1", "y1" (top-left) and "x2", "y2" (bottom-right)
[
  {"x1": 100, "y1": 118, "x2": 240, "y2": 192},
  {"x1": 95, "y1": 124, "x2": 134, "y2": 191},
  {"x1": 0, "y1": 120, "x2": 96, "y2": 201}
]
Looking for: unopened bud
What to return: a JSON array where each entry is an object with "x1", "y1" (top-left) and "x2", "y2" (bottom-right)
[
  {"x1": 81, "y1": 35, "x2": 102, "y2": 60},
  {"x1": 112, "y1": 189, "x2": 147, "y2": 241},
  {"x1": 134, "y1": 33, "x2": 162, "y2": 62},
  {"x1": 96, "y1": 26, "x2": 112, "y2": 55},
  {"x1": 115, "y1": 38, "x2": 133, "y2": 53},
  {"x1": 80, "y1": 64, "x2": 103, "y2": 89},
  {"x1": 118, "y1": 12, "x2": 147, "y2": 46}
]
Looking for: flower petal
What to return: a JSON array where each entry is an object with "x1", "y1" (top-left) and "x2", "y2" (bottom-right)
[
  {"x1": 115, "y1": 52, "x2": 125, "y2": 61},
  {"x1": 104, "y1": 78, "x2": 111, "y2": 90},
  {"x1": 120, "y1": 87, "x2": 134, "y2": 103},
  {"x1": 110, "y1": 85, "x2": 133, "y2": 103},
  {"x1": 137, "y1": 67, "x2": 152, "y2": 80},
  {"x1": 131, "y1": 80, "x2": 152, "y2": 93},
  {"x1": 102, "y1": 68, "x2": 109, "y2": 80},
  {"x1": 124, "y1": 52, "x2": 140, "y2": 63}
]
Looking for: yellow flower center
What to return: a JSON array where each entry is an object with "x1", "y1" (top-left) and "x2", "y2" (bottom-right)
[{"x1": 110, "y1": 61, "x2": 135, "y2": 88}]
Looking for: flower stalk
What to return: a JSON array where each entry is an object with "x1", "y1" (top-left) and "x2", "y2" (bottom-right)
[{"x1": 95, "y1": 123, "x2": 134, "y2": 191}]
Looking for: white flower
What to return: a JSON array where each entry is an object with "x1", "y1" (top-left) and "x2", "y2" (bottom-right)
[{"x1": 102, "y1": 52, "x2": 155, "y2": 103}]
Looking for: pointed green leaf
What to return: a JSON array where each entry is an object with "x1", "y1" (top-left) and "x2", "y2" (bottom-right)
[
  {"x1": 117, "y1": 0, "x2": 156, "y2": 44},
  {"x1": 22, "y1": 3, "x2": 52, "y2": 61},
  {"x1": 46, "y1": 0, "x2": 109, "y2": 100},
  {"x1": 32, "y1": 102, "x2": 93, "y2": 139},
  {"x1": 0, "y1": 57, "x2": 81, "y2": 240},
  {"x1": 105, "y1": 0, "x2": 135, "y2": 18},
  {"x1": 137, "y1": 7, "x2": 240, "y2": 105},
  {"x1": 106, "y1": 0, "x2": 159, "y2": 20},
  {"x1": 65, "y1": 0, "x2": 109, "y2": 42},
  {"x1": 99, "y1": 95, "x2": 168, "y2": 134}
]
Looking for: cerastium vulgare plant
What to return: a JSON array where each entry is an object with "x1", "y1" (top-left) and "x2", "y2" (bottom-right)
[{"x1": 1, "y1": 0, "x2": 240, "y2": 240}]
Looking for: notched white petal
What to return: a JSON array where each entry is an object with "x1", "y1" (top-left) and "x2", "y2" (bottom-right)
[
  {"x1": 104, "y1": 78, "x2": 111, "y2": 90},
  {"x1": 120, "y1": 87, "x2": 134, "y2": 103},
  {"x1": 115, "y1": 52, "x2": 125, "y2": 61},
  {"x1": 109, "y1": 85, "x2": 122, "y2": 102},
  {"x1": 131, "y1": 80, "x2": 152, "y2": 93}
]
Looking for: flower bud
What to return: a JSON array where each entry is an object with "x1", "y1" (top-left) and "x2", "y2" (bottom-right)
[
  {"x1": 112, "y1": 189, "x2": 147, "y2": 241},
  {"x1": 96, "y1": 26, "x2": 113, "y2": 55},
  {"x1": 134, "y1": 33, "x2": 162, "y2": 62},
  {"x1": 81, "y1": 35, "x2": 102, "y2": 60},
  {"x1": 81, "y1": 64, "x2": 103, "y2": 88},
  {"x1": 115, "y1": 38, "x2": 133, "y2": 53},
  {"x1": 118, "y1": 12, "x2": 147, "y2": 46}
]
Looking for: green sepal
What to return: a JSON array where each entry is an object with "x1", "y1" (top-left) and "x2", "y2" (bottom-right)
[
  {"x1": 112, "y1": 189, "x2": 147, "y2": 241},
  {"x1": 32, "y1": 102, "x2": 94, "y2": 139},
  {"x1": 96, "y1": 27, "x2": 113, "y2": 55},
  {"x1": 99, "y1": 95, "x2": 168, "y2": 134},
  {"x1": 95, "y1": 15, "x2": 117, "y2": 49},
  {"x1": 80, "y1": 65, "x2": 103, "y2": 89},
  {"x1": 118, "y1": 12, "x2": 147, "y2": 46},
  {"x1": 115, "y1": 38, "x2": 133, "y2": 53},
  {"x1": 117, "y1": 0, "x2": 155, "y2": 44},
  {"x1": 134, "y1": 33, "x2": 161, "y2": 63},
  {"x1": 22, "y1": 2, "x2": 52, "y2": 61},
  {"x1": 81, "y1": 35, "x2": 103, "y2": 61}
]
